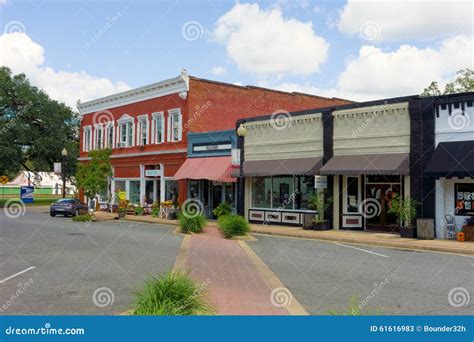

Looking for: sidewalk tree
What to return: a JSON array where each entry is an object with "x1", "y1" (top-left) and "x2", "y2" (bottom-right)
[
  {"x1": 421, "y1": 68, "x2": 474, "y2": 96},
  {"x1": 0, "y1": 67, "x2": 79, "y2": 180},
  {"x1": 76, "y1": 149, "x2": 112, "y2": 208}
]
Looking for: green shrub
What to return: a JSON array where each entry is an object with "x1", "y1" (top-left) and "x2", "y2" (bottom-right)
[
  {"x1": 134, "y1": 206, "x2": 144, "y2": 216},
  {"x1": 178, "y1": 212, "x2": 206, "y2": 234},
  {"x1": 212, "y1": 202, "x2": 232, "y2": 218},
  {"x1": 151, "y1": 207, "x2": 160, "y2": 217},
  {"x1": 72, "y1": 214, "x2": 96, "y2": 223},
  {"x1": 217, "y1": 214, "x2": 249, "y2": 238},
  {"x1": 133, "y1": 272, "x2": 212, "y2": 315}
]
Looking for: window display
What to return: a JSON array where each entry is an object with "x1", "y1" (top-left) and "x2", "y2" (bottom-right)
[{"x1": 455, "y1": 183, "x2": 474, "y2": 216}]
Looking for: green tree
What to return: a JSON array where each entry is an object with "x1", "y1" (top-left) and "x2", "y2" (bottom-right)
[
  {"x1": 421, "y1": 68, "x2": 474, "y2": 96},
  {"x1": 0, "y1": 67, "x2": 79, "y2": 180},
  {"x1": 76, "y1": 149, "x2": 112, "y2": 207}
]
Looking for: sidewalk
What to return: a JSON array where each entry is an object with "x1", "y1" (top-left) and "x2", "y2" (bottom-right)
[
  {"x1": 174, "y1": 225, "x2": 306, "y2": 315},
  {"x1": 250, "y1": 224, "x2": 474, "y2": 255}
]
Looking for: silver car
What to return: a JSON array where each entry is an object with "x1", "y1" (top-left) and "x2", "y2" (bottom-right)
[{"x1": 50, "y1": 198, "x2": 88, "y2": 217}]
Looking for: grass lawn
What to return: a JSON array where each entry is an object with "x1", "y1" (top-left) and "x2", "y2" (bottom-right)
[{"x1": 0, "y1": 197, "x2": 70, "y2": 207}]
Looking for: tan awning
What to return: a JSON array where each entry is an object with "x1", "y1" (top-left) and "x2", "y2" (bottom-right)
[
  {"x1": 319, "y1": 153, "x2": 409, "y2": 175},
  {"x1": 242, "y1": 157, "x2": 323, "y2": 177}
]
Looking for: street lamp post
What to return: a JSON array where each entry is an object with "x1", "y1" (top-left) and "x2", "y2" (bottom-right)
[
  {"x1": 236, "y1": 123, "x2": 247, "y2": 216},
  {"x1": 61, "y1": 148, "x2": 68, "y2": 198}
]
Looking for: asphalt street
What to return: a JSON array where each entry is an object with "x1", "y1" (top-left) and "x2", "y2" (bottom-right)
[
  {"x1": 248, "y1": 234, "x2": 474, "y2": 315},
  {"x1": 0, "y1": 209, "x2": 182, "y2": 315}
]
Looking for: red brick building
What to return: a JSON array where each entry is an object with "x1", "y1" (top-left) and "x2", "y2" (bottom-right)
[{"x1": 77, "y1": 69, "x2": 350, "y2": 206}]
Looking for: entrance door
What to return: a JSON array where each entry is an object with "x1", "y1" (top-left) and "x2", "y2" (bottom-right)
[
  {"x1": 211, "y1": 184, "x2": 222, "y2": 218},
  {"x1": 365, "y1": 184, "x2": 400, "y2": 232}
]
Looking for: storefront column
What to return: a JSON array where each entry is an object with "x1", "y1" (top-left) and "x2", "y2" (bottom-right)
[
  {"x1": 125, "y1": 180, "x2": 130, "y2": 201},
  {"x1": 153, "y1": 180, "x2": 158, "y2": 202},
  {"x1": 435, "y1": 178, "x2": 445, "y2": 238},
  {"x1": 110, "y1": 178, "x2": 116, "y2": 204},
  {"x1": 139, "y1": 164, "x2": 145, "y2": 206},
  {"x1": 160, "y1": 163, "x2": 165, "y2": 203}
]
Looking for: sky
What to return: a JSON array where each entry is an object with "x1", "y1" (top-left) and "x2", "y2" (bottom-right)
[{"x1": 0, "y1": 0, "x2": 473, "y2": 109}]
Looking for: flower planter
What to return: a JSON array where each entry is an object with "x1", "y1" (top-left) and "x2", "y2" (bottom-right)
[
  {"x1": 312, "y1": 221, "x2": 331, "y2": 230},
  {"x1": 400, "y1": 226, "x2": 417, "y2": 238},
  {"x1": 118, "y1": 211, "x2": 126, "y2": 218}
]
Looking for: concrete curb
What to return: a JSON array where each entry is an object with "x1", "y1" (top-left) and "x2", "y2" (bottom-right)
[
  {"x1": 238, "y1": 240, "x2": 308, "y2": 316},
  {"x1": 250, "y1": 228, "x2": 474, "y2": 256},
  {"x1": 173, "y1": 234, "x2": 191, "y2": 273}
]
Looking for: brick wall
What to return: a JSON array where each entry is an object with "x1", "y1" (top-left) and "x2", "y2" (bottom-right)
[{"x1": 186, "y1": 77, "x2": 351, "y2": 132}]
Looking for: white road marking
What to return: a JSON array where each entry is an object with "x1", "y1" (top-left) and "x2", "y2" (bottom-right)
[
  {"x1": 334, "y1": 242, "x2": 389, "y2": 258},
  {"x1": 0, "y1": 266, "x2": 35, "y2": 284},
  {"x1": 458, "y1": 254, "x2": 474, "y2": 259}
]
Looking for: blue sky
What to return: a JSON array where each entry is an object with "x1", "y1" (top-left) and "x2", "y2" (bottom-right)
[{"x1": 0, "y1": 0, "x2": 472, "y2": 108}]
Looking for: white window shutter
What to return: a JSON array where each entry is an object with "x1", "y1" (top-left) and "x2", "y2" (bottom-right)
[
  {"x1": 132, "y1": 121, "x2": 136, "y2": 146},
  {"x1": 167, "y1": 116, "x2": 171, "y2": 142},
  {"x1": 178, "y1": 113, "x2": 183, "y2": 141},
  {"x1": 161, "y1": 117, "x2": 165, "y2": 143},
  {"x1": 151, "y1": 118, "x2": 155, "y2": 144},
  {"x1": 82, "y1": 129, "x2": 86, "y2": 152}
]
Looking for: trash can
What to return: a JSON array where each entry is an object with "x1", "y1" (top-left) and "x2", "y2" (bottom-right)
[{"x1": 416, "y1": 219, "x2": 435, "y2": 239}]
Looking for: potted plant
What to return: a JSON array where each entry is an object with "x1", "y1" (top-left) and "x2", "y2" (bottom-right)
[
  {"x1": 307, "y1": 193, "x2": 331, "y2": 230},
  {"x1": 388, "y1": 195, "x2": 418, "y2": 238},
  {"x1": 118, "y1": 207, "x2": 127, "y2": 218}
]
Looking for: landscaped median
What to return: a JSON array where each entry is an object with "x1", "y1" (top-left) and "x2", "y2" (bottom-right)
[{"x1": 250, "y1": 224, "x2": 474, "y2": 256}]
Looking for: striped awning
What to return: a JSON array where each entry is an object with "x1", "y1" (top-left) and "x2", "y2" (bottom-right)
[{"x1": 173, "y1": 156, "x2": 236, "y2": 183}]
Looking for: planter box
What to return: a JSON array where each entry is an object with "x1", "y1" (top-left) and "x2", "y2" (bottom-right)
[
  {"x1": 312, "y1": 221, "x2": 331, "y2": 230},
  {"x1": 400, "y1": 226, "x2": 417, "y2": 238},
  {"x1": 462, "y1": 225, "x2": 474, "y2": 241},
  {"x1": 417, "y1": 219, "x2": 434, "y2": 240}
]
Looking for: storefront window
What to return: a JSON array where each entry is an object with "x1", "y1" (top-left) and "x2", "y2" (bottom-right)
[
  {"x1": 272, "y1": 176, "x2": 294, "y2": 209},
  {"x1": 115, "y1": 180, "x2": 126, "y2": 192},
  {"x1": 189, "y1": 180, "x2": 200, "y2": 199},
  {"x1": 295, "y1": 176, "x2": 315, "y2": 210},
  {"x1": 224, "y1": 183, "x2": 235, "y2": 207},
  {"x1": 129, "y1": 180, "x2": 140, "y2": 204},
  {"x1": 346, "y1": 176, "x2": 359, "y2": 213},
  {"x1": 166, "y1": 180, "x2": 178, "y2": 202},
  {"x1": 455, "y1": 183, "x2": 474, "y2": 216},
  {"x1": 251, "y1": 177, "x2": 272, "y2": 208}
]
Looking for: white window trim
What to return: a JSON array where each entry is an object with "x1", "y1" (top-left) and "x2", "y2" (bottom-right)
[
  {"x1": 137, "y1": 114, "x2": 149, "y2": 146},
  {"x1": 151, "y1": 112, "x2": 165, "y2": 144},
  {"x1": 168, "y1": 108, "x2": 182, "y2": 142},
  {"x1": 117, "y1": 114, "x2": 134, "y2": 148},
  {"x1": 83, "y1": 125, "x2": 92, "y2": 152},
  {"x1": 105, "y1": 121, "x2": 115, "y2": 148},
  {"x1": 343, "y1": 175, "x2": 362, "y2": 215},
  {"x1": 94, "y1": 124, "x2": 105, "y2": 150}
]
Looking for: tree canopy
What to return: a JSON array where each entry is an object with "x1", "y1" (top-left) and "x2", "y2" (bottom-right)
[
  {"x1": 0, "y1": 67, "x2": 79, "y2": 179},
  {"x1": 421, "y1": 68, "x2": 474, "y2": 96},
  {"x1": 76, "y1": 149, "x2": 113, "y2": 200}
]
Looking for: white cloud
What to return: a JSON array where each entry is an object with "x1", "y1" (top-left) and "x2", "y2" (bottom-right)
[
  {"x1": 213, "y1": 3, "x2": 329, "y2": 76},
  {"x1": 336, "y1": 35, "x2": 473, "y2": 99},
  {"x1": 0, "y1": 32, "x2": 130, "y2": 109},
  {"x1": 275, "y1": 35, "x2": 473, "y2": 101},
  {"x1": 211, "y1": 66, "x2": 227, "y2": 76},
  {"x1": 338, "y1": 0, "x2": 473, "y2": 42}
]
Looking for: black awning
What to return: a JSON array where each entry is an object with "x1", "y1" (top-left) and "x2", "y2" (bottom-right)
[
  {"x1": 425, "y1": 141, "x2": 474, "y2": 178},
  {"x1": 319, "y1": 153, "x2": 409, "y2": 176}
]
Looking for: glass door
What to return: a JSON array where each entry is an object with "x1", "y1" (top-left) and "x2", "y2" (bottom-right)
[{"x1": 365, "y1": 183, "x2": 400, "y2": 231}]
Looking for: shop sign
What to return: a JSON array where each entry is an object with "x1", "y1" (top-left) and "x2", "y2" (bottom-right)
[
  {"x1": 145, "y1": 169, "x2": 161, "y2": 177},
  {"x1": 314, "y1": 175, "x2": 328, "y2": 189},
  {"x1": 54, "y1": 162, "x2": 62, "y2": 174},
  {"x1": 20, "y1": 186, "x2": 34, "y2": 204},
  {"x1": 118, "y1": 191, "x2": 126, "y2": 201},
  {"x1": 231, "y1": 149, "x2": 241, "y2": 166}
]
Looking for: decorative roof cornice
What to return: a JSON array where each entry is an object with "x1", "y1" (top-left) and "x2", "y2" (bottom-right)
[
  {"x1": 77, "y1": 70, "x2": 190, "y2": 115},
  {"x1": 333, "y1": 102, "x2": 409, "y2": 118}
]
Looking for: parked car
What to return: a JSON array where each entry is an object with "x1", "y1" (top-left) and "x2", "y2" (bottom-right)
[{"x1": 50, "y1": 198, "x2": 88, "y2": 217}]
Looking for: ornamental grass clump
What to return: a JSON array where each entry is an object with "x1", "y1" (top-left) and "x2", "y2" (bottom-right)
[
  {"x1": 133, "y1": 272, "x2": 212, "y2": 315},
  {"x1": 178, "y1": 211, "x2": 206, "y2": 234},
  {"x1": 217, "y1": 214, "x2": 249, "y2": 238}
]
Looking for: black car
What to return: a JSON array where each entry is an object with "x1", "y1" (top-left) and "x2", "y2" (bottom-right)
[{"x1": 50, "y1": 198, "x2": 88, "y2": 217}]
